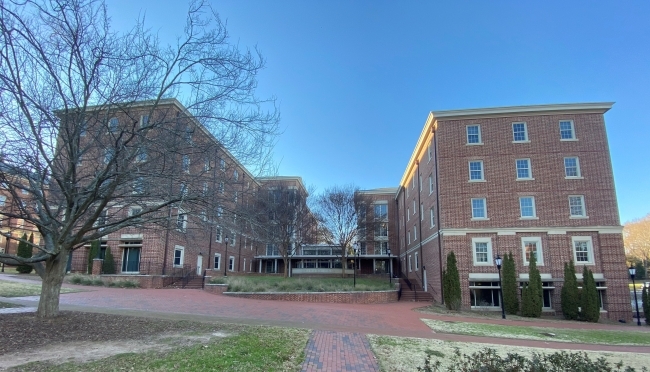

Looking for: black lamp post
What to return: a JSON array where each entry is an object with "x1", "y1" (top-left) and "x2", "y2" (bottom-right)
[
  {"x1": 495, "y1": 255, "x2": 506, "y2": 319},
  {"x1": 387, "y1": 247, "x2": 392, "y2": 284},
  {"x1": 630, "y1": 265, "x2": 641, "y2": 326},
  {"x1": 353, "y1": 243, "x2": 359, "y2": 288},
  {"x1": 223, "y1": 236, "x2": 229, "y2": 277}
]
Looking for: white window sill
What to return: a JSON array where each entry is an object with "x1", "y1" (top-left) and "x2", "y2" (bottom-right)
[
  {"x1": 512, "y1": 140, "x2": 530, "y2": 144},
  {"x1": 519, "y1": 216, "x2": 539, "y2": 220},
  {"x1": 469, "y1": 179, "x2": 486, "y2": 183},
  {"x1": 471, "y1": 217, "x2": 490, "y2": 221},
  {"x1": 565, "y1": 176, "x2": 584, "y2": 180},
  {"x1": 516, "y1": 178, "x2": 535, "y2": 181},
  {"x1": 466, "y1": 142, "x2": 484, "y2": 146},
  {"x1": 473, "y1": 262, "x2": 494, "y2": 266},
  {"x1": 561, "y1": 138, "x2": 578, "y2": 142},
  {"x1": 121, "y1": 272, "x2": 140, "y2": 275},
  {"x1": 569, "y1": 216, "x2": 589, "y2": 219},
  {"x1": 173, "y1": 265, "x2": 183, "y2": 268}
]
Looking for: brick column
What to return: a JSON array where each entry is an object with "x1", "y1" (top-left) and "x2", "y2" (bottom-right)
[{"x1": 92, "y1": 259, "x2": 104, "y2": 275}]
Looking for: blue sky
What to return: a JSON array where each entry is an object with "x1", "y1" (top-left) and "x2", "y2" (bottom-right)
[{"x1": 107, "y1": 1, "x2": 649, "y2": 224}]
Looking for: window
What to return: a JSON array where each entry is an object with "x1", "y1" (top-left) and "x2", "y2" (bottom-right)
[
  {"x1": 180, "y1": 183, "x2": 188, "y2": 197},
  {"x1": 204, "y1": 157, "x2": 210, "y2": 171},
  {"x1": 572, "y1": 236, "x2": 594, "y2": 264},
  {"x1": 469, "y1": 161, "x2": 484, "y2": 181},
  {"x1": 569, "y1": 195, "x2": 586, "y2": 218},
  {"x1": 420, "y1": 203, "x2": 424, "y2": 221},
  {"x1": 128, "y1": 206, "x2": 142, "y2": 219},
  {"x1": 430, "y1": 207, "x2": 435, "y2": 228},
  {"x1": 516, "y1": 159, "x2": 532, "y2": 180},
  {"x1": 374, "y1": 204, "x2": 387, "y2": 220},
  {"x1": 0, "y1": 195, "x2": 5, "y2": 207},
  {"x1": 218, "y1": 182, "x2": 224, "y2": 194},
  {"x1": 228, "y1": 256, "x2": 235, "y2": 271},
  {"x1": 219, "y1": 158, "x2": 225, "y2": 171},
  {"x1": 140, "y1": 115, "x2": 149, "y2": 127},
  {"x1": 411, "y1": 176, "x2": 415, "y2": 190},
  {"x1": 564, "y1": 157, "x2": 581, "y2": 178},
  {"x1": 428, "y1": 174, "x2": 433, "y2": 194},
  {"x1": 472, "y1": 238, "x2": 493, "y2": 265},
  {"x1": 217, "y1": 206, "x2": 223, "y2": 218},
  {"x1": 173, "y1": 246, "x2": 184, "y2": 267},
  {"x1": 234, "y1": 191, "x2": 238, "y2": 204},
  {"x1": 136, "y1": 148, "x2": 147, "y2": 163},
  {"x1": 213, "y1": 253, "x2": 221, "y2": 270},
  {"x1": 108, "y1": 117, "x2": 119, "y2": 132},
  {"x1": 415, "y1": 252, "x2": 419, "y2": 270},
  {"x1": 133, "y1": 177, "x2": 145, "y2": 195},
  {"x1": 407, "y1": 208, "x2": 410, "y2": 221},
  {"x1": 184, "y1": 126, "x2": 193, "y2": 143},
  {"x1": 121, "y1": 242, "x2": 141, "y2": 273},
  {"x1": 202, "y1": 182, "x2": 209, "y2": 196},
  {"x1": 559, "y1": 120, "x2": 576, "y2": 140},
  {"x1": 512, "y1": 122, "x2": 528, "y2": 142},
  {"x1": 466, "y1": 125, "x2": 482, "y2": 144},
  {"x1": 471, "y1": 198, "x2": 487, "y2": 219},
  {"x1": 215, "y1": 226, "x2": 222, "y2": 242},
  {"x1": 374, "y1": 241, "x2": 388, "y2": 255},
  {"x1": 182, "y1": 155, "x2": 190, "y2": 173},
  {"x1": 412, "y1": 200, "x2": 416, "y2": 215},
  {"x1": 427, "y1": 144, "x2": 432, "y2": 162},
  {"x1": 519, "y1": 196, "x2": 536, "y2": 218},
  {"x1": 407, "y1": 230, "x2": 411, "y2": 244},
  {"x1": 408, "y1": 255, "x2": 412, "y2": 272},
  {"x1": 233, "y1": 170, "x2": 239, "y2": 181},
  {"x1": 375, "y1": 222, "x2": 388, "y2": 238},
  {"x1": 470, "y1": 281, "x2": 501, "y2": 308},
  {"x1": 104, "y1": 148, "x2": 115, "y2": 163},
  {"x1": 176, "y1": 211, "x2": 187, "y2": 232},
  {"x1": 413, "y1": 225, "x2": 417, "y2": 240},
  {"x1": 522, "y1": 237, "x2": 543, "y2": 265}
]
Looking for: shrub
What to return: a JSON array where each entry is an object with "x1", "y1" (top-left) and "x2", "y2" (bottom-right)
[
  {"x1": 580, "y1": 266, "x2": 600, "y2": 323},
  {"x1": 642, "y1": 286, "x2": 650, "y2": 325},
  {"x1": 502, "y1": 252, "x2": 519, "y2": 315},
  {"x1": 561, "y1": 260, "x2": 580, "y2": 320},
  {"x1": 418, "y1": 347, "x2": 648, "y2": 372},
  {"x1": 87, "y1": 240, "x2": 99, "y2": 274},
  {"x1": 107, "y1": 279, "x2": 139, "y2": 288},
  {"x1": 443, "y1": 252, "x2": 461, "y2": 310},
  {"x1": 521, "y1": 254, "x2": 542, "y2": 317},
  {"x1": 209, "y1": 277, "x2": 228, "y2": 285},
  {"x1": 16, "y1": 233, "x2": 33, "y2": 274},
  {"x1": 102, "y1": 246, "x2": 116, "y2": 274}
]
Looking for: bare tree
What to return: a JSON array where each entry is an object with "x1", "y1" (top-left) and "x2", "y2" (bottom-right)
[
  {"x1": 0, "y1": 0, "x2": 279, "y2": 318},
  {"x1": 313, "y1": 185, "x2": 374, "y2": 277},
  {"x1": 246, "y1": 180, "x2": 317, "y2": 277}
]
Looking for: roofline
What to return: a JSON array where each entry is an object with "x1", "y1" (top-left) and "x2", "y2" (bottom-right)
[
  {"x1": 358, "y1": 187, "x2": 398, "y2": 195},
  {"x1": 396, "y1": 102, "x2": 615, "y2": 199},
  {"x1": 256, "y1": 176, "x2": 307, "y2": 194}
]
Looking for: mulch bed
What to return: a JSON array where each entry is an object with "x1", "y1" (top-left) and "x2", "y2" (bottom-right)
[{"x1": 0, "y1": 311, "x2": 209, "y2": 355}]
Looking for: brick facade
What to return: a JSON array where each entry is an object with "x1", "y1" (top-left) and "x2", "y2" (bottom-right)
[{"x1": 394, "y1": 103, "x2": 632, "y2": 321}]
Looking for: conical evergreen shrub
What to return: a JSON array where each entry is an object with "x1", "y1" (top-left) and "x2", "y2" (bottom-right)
[
  {"x1": 102, "y1": 246, "x2": 115, "y2": 274},
  {"x1": 521, "y1": 254, "x2": 542, "y2": 317},
  {"x1": 16, "y1": 233, "x2": 33, "y2": 274},
  {"x1": 443, "y1": 251, "x2": 461, "y2": 310},
  {"x1": 87, "y1": 240, "x2": 99, "y2": 274},
  {"x1": 561, "y1": 260, "x2": 580, "y2": 320},
  {"x1": 502, "y1": 252, "x2": 519, "y2": 315},
  {"x1": 580, "y1": 266, "x2": 600, "y2": 323},
  {"x1": 642, "y1": 286, "x2": 649, "y2": 325}
]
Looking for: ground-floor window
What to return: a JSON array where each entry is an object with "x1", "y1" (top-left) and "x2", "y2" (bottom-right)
[
  {"x1": 519, "y1": 281, "x2": 555, "y2": 309},
  {"x1": 596, "y1": 281, "x2": 607, "y2": 310},
  {"x1": 375, "y1": 260, "x2": 387, "y2": 274},
  {"x1": 469, "y1": 281, "x2": 501, "y2": 308},
  {"x1": 213, "y1": 253, "x2": 221, "y2": 270},
  {"x1": 228, "y1": 256, "x2": 235, "y2": 271},
  {"x1": 121, "y1": 244, "x2": 141, "y2": 273},
  {"x1": 173, "y1": 246, "x2": 184, "y2": 267}
]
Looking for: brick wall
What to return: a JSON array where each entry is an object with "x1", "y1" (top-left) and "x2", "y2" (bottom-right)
[{"x1": 224, "y1": 290, "x2": 398, "y2": 304}]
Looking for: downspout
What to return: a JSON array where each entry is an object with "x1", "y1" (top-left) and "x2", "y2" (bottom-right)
[
  {"x1": 394, "y1": 197, "x2": 401, "y2": 277},
  {"x1": 434, "y1": 128, "x2": 444, "y2": 303},
  {"x1": 416, "y1": 160, "x2": 426, "y2": 291},
  {"x1": 161, "y1": 156, "x2": 176, "y2": 276}
]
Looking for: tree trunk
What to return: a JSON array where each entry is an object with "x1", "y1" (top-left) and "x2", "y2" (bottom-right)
[
  {"x1": 283, "y1": 257, "x2": 289, "y2": 278},
  {"x1": 37, "y1": 251, "x2": 69, "y2": 318}
]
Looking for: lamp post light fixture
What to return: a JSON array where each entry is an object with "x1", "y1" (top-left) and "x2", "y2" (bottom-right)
[
  {"x1": 494, "y1": 255, "x2": 506, "y2": 320},
  {"x1": 629, "y1": 265, "x2": 642, "y2": 326},
  {"x1": 387, "y1": 247, "x2": 392, "y2": 284},
  {"x1": 223, "y1": 236, "x2": 229, "y2": 277}
]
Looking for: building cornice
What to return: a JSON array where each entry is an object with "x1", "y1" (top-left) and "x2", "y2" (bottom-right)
[
  {"x1": 431, "y1": 102, "x2": 614, "y2": 121},
  {"x1": 439, "y1": 225, "x2": 623, "y2": 236}
]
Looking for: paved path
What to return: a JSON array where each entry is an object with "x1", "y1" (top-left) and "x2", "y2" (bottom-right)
[
  {"x1": 3, "y1": 273, "x2": 650, "y2": 371},
  {"x1": 301, "y1": 331, "x2": 379, "y2": 372}
]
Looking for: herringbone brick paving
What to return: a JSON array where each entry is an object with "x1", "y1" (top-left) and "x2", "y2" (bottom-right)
[{"x1": 301, "y1": 331, "x2": 379, "y2": 372}]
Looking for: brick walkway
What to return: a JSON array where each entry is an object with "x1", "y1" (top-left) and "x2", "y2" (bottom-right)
[{"x1": 301, "y1": 331, "x2": 379, "y2": 372}]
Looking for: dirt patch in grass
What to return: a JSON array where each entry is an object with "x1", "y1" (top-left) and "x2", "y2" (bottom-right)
[
  {"x1": 0, "y1": 280, "x2": 80, "y2": 297},
  {"x1": 0, "y1": 312, "x2": 238, "y2": 370}
]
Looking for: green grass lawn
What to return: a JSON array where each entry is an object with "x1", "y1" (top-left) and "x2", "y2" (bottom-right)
[
  {"x1": 209, "y1": 275, "x2": 394, "y2": 292},
  {"x1": 0, "y1": 280, "x2": 80, "y2": 297},
  {"x1": 28, "y1": 326, "x2": 310, "y2": 372},
  {"x1": 422, "y1": 318, "x2": 650, "y2": 346},
  {"x1": 0, "y1": 301, "x2": 23, "y2": 308}
]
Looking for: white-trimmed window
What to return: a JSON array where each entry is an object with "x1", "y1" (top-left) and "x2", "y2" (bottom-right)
[
  {"x1": 430, "y1": 207, "x2": 435, "y2": 228},
  {"x1": 519, "y1": 196, "x2": 536, "y2": 218},
  {"x1": 233, "y1": 169, "x2": 239, "y2": 181},
  {"x1": 374, "y1": 204, "x2": 388, "y2": 220},
  {"x1": 184, "y1": 126, "x2": 193, "y2": 143},
  {"x1": 135, "y1": 148, "x2": 147, "y2": 163},
  {"x1": 104, "y1": 148, "x2": 115, "y2": 164},
  {"x1": 213, "y1": 253, "x2": 221, "y2": 270},
  {"x1": 512, "y1": 122, "x2": 528, "y2": 142},
  {"x1": 569, "y1": 195, "x2": 587, "y2": 218},
  {"x1": 217, "y1": 206, "x2": 223, "y2": 218},
  {"x1": 427, "y1": 144, "x2": 432, "y2": 162},
  {"x1": 412, "y1": 200, "x2": 416, "y2": 215},
  {"x1": 108, "y1": 117, "x2": 119, "y2": 132},
  {"x1": 140, "y1": 114, "x2": 149, "y2": 127},
  {"x1": 228, "y1": 256, "x2": 235, "y2": 271},
  {"x1": 202, "y1": 182, "x2": 209, "y2": 196},
  {"x1": 408, "y1": 254, "x2": 412, "y2": 272},
  {"x1": 173, "y1": 245, "x2": 184, "y2": 267},
  {"x1": 472, "y1": 237, "x2": 493, "y2": 265},
  {"x1": 204, "y1": 157, "x2": 210, "y2": 171},
  {"x1": 420, "y1": 203, "x2": 424, "y2": 221},
  {"x1": 128, "y1": 206, "x2": 142, "y2": 220},
  {"x1": 522, "y1": 237, "x2": 543, "y2": 265},
  {"x1": 516, "y1": 159, "x2": 532, "y2": 180},
  {"x1": 0, "y1": 195, "x2": 6, "y2": 207},
  {"x1": 218, "y1": 182, "x2": 224, "y2": 194},
  {"x1": 215, "y1": 226, "x2": 222, "y2": 242},
  {"x1": 560, "y1": 120, "x2": 576, "y2": 140},
  {"x1": 407, "y1": 208, "x2": 410, "y2": 221},
  {"x1": 411, "y1": 176, "x2": 415, "y2": 190},
  {"x1": 572, "y1": 236, "x2": 594, "y2": 264},
  {"x1": 471, "y1": 198, "x2": 487, "y2": 219},
  {"x1": 179, "y1": 183, "x2": 188, "y2": 197},
  {"x1": 407, "y1": 230, "x2": 411, "y2": 244},
  {"x1": 182, "y1": 155, "x2": 190, "y2": 173},
  {"x1": 133, "y1": 177, "x2": 145, "y2": 195},
  {"x1": 564, "y1": 157, "x2": 581, "y2": 178},
  {"x1": 429, "y1": 174, "x2": 434, "y2": 194},
  {"x1": 219, "y1": 158, "x2": 226, "y2": 171},
  {"x1": 415, "y1": 252, "x2": 419, "y2": 270},
  {"x1": 469, "y1": 160, "x2": 484, "y2": 181},
  {"x1": 466, "y1": 125, "x2": 482, "y2": 144},
  {"x1": 413, "y1": 225, "x2": 417, "y2": 241},
  {"x1": 176, "y1": 210, "x2": 187, "y2": 232}
]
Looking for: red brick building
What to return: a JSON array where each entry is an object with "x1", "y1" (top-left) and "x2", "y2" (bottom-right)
[{"x1": 395, "y1": 103, "x2": 631, "y2": 321}]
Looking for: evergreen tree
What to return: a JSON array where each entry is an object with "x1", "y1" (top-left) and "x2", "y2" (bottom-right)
[
  {"x1": 443, "y1": 251, "x2": 462, "y2": 310},
  {"x1": 580, "y1": 266, "x2": 600, "y2": 323},
  {"x1": 16, "y1": 233, "x2": 33, "y2": 274},
  {"x1": 502, "y1": 252, "x2": 519, "y2": 315},
  {"x1": 102, "y1": 247, "x2": 116, "y2": 274},
  {"x1": 521, "y1": 254, "x2": 542, "y2": 317},
  {"x1": 561, "y1": 260, "x2": 580, "y2": 320},
  {"x1": 642, "y1": 286, "x2": 649, "y2": 326},
  {"x1": 87, "y1": 240, "x2": 99, "y2": 274}
]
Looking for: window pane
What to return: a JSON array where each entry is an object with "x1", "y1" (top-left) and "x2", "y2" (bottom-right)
[
  {"x1": 467, "y1": 126, "x2": 480, "y2": 143},
  {"x1": 513, "y1": 123, "x2": 526, "y2": 141},
  {"x1": 520, "y1": 197, "x2": 534, "y2": 217},
  {"x1": 469, "y1": 161, "x2": 483, "y2": 180},
  {"x1": 516, "y1": 159, "x2": 530, "y2": 178},
  {"x1": 575, "y1": 241, "x2": 589, "y2": 262},
  {"x1": 564, "y1": 158, "x2": 578, "y2": 177},
  {"x1": 475, "y1": 242, "x2": 488, "y2": 262},
  {"x1": 569, "y1": 196, "x2": 584, "y2": 216},
  {"x1": 472, "y1": 199, "x2": 485, "y2": 218},
  {"x1": 560, "y1": 121, "x2": 574, "y2": 139}
]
